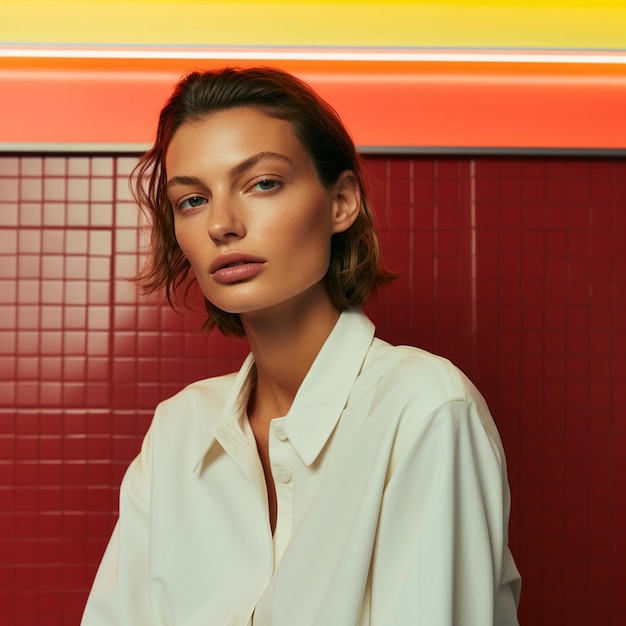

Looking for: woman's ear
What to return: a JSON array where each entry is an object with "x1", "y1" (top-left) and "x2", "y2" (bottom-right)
[{"x1": 331, "y1": 170, "x2": 360, "y2": 234}]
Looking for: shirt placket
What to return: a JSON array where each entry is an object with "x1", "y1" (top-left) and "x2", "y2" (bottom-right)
[{"x1": 268, "y1": 417, "x2": 293, "y2": 568}]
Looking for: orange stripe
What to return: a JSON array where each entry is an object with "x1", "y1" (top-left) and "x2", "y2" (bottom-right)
[{"x1": 2, "y1": 58, "x2": 624, "y2": 150}]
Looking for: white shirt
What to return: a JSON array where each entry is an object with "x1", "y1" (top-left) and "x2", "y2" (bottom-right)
[{"x1": 82, "y1": 309, "x2": 521, "y2": 626}]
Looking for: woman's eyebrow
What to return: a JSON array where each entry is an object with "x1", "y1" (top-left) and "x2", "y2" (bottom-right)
[
  {"x1": 166, "y1": 152, "x2": 294, "y2": 189},
  {"x1": 228, "y1": 151, "x2": 294, "y2": 179},
  {"x1": 166, "y1": 175, "x2": 205, "y2": 190}
]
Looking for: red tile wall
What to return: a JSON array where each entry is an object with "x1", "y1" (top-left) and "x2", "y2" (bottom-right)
[{"x1": 1, "y1": 154, "x2": 624, "y2": 625}]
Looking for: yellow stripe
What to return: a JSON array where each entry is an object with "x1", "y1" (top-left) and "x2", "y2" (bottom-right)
[{"x1": 1, "y1": 0, "x2": 625, "y2": 50}]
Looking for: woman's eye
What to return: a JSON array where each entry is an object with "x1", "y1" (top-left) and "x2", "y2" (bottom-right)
[
  {"x1": 253, "y1": 179, "x2": 280, "y2": 192},
  {"x1": 179, "y1": 196, "x2": 207, "y2": 210}
]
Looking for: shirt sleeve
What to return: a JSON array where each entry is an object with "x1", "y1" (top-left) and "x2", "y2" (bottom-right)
[
  {"x1": 369, "y1": 399, "x2": 521, "y2": 626},
  {"x1": 81, "y1": 425, "x2": 154, "y2": 626}
]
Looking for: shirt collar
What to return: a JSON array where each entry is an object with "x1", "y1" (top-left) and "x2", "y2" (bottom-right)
[
  {"x1": 192, "y1": 308, "x2": 375, "y2": 470},
  {"x1": 281, "y1": 308, "x2": 374, "y2": 465},
  {"x1": 191, "y1": 354, "x2": 255, "y2": 473}
]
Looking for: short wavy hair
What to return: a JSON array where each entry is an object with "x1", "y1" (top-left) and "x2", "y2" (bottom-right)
[{"x1": 132, "y1": 66, "x2": 395, "y2": 336}]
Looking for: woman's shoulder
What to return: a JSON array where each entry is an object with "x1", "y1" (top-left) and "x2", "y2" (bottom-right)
[
  {"x1": 136, "y1": 370, "x2": 244, "y2": 466},
  {"x1": 359, "y1": 338, "x2": 503, "y2": 460},
  {"x1": 155, "y1": 371, "x2": 239, "y2": 419},
  {"x1": 362, "y1": 337, "x2": 488, "y2": 414}
]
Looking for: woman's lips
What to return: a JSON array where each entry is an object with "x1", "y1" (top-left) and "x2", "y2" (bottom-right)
[{"x1": 209, "y1": 252, "x2": 266, "y2": 284}]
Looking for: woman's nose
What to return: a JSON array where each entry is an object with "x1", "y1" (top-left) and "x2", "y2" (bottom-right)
[{"x1": 207, "y1": 194, "x2": 245, "y2": 243}]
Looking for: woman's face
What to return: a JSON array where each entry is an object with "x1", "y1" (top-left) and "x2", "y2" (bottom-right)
[{"x1": 165, "y1": 106, "x2": 357, "y2": 317}]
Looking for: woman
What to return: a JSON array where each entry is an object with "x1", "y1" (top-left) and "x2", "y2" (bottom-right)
[{"x1": 82, "y1": 67, "x2": 521, "y2": 625}]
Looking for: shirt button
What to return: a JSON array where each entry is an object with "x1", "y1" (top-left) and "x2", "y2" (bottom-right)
[
  {"x1": 276, "y1": 467, "x2": 292, "y2": 483},
  {"x1": 226, "y1": 614, "x2": 244, "y2": 626},
  {"x1": 273, "y1": 424, "x2": 288, "y2": 441}
]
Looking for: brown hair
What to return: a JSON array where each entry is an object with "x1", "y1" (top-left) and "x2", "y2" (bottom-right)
[{"x1": 133, "y1": 66, "x2": 395, "y2": 336}]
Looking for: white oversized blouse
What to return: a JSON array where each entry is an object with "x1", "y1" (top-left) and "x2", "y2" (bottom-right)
[{"x1": 82, "y1": 309, "x2": 521, "y2": 625}]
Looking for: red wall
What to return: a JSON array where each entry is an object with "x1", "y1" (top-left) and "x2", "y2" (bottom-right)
[{"x1": 1, "y1": 154, "x2": 624, "y2": 625}]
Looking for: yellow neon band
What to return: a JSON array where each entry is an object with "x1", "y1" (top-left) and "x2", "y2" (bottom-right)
[{"x1": 1, "y1": 1, "x2": 625, "y2": 51}]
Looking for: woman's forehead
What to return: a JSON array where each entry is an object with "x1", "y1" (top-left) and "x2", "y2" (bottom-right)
[{"x1": 165, "y1": 107, "x2": 315, "y2": 178}]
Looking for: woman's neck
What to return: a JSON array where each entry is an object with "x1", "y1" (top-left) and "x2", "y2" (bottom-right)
[{"x1": 242, "y1": 286, "x2": 340, "y2": 420}]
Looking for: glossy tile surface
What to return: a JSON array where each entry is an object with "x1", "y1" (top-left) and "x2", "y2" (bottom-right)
[{"x1": 1, "y1": 154, "x2": 624, "y2": 625}]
